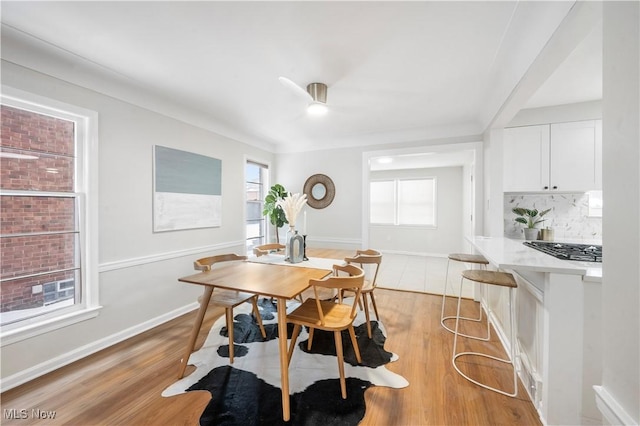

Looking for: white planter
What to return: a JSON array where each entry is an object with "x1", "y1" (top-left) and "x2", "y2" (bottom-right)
[{"x1": 524, "y1": 228, "x2": 540, "y2": 240}]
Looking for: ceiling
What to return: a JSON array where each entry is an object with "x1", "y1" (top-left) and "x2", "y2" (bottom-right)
[
  {"x1": 0, "y1": 1, "x2": 601, "y2": 154},
  {"x1": 369, "y1": 150, "x2": 476, "y2": 171}
]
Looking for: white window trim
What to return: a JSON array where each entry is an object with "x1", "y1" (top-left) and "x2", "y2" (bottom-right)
[
  {"x1": 244, "y1": 155, "x2": 272, "y2": 248},
  {"x1": 0, "y1": 86, "x2": 101, "y2": 346}
]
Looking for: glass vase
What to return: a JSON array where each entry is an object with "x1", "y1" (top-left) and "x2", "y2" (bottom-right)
[{"x1": 285, "y1": 225, "x2": 295, "y2": 260}]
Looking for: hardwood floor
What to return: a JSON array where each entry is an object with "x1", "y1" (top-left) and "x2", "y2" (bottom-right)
[{"x1": 1, "y1": 249, "x2": 541, "y2": 425}]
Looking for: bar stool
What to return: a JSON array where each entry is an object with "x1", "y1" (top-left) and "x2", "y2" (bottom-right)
[
  {"x1": 452, "y1": 269, "x2": 518, "y2": 397},
  {"x1": 440, "y1": 253, "x2": 490, "y2": 340}
]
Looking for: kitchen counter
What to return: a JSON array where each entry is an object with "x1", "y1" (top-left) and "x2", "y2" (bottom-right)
[
  {"x1": 466, "y1": 235, "x2": 603, "y2": 425},
  {"x1": 467, "y1": 236, "x2": 602, "y2": 282}
]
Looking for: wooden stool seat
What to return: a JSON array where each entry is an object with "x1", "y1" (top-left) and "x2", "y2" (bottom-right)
[
  {"x1": 448, "y1": 253, "x2": 489, "y2": 265},
  {"x1": 461, "y1": 270, "x2": 517, "y2": 288}
]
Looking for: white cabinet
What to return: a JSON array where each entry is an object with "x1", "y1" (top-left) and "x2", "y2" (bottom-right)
[
  {"x1": 550, "y1": 120, "x2": 602, "y2": 191},
  {"x1": 504, "y1": 124, "x2": 550, "y2": 192},
  {"x1": 504, "y1": 120, "x2": 602, "y2": 192}
]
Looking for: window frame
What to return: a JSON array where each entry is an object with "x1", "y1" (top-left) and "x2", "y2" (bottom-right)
[
  {"x1": 244, "y1": 158, "x2": 270, "y2": 255},
  {"x1": 369, "y1": 177, "x2": 437, "y2": 228},
  {"x1": 0, "y1": 86, "x2": 100, "y2": 346}
]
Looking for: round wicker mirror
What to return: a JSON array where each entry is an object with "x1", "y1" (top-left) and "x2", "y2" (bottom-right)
[{"x1": 303, "y1": 174, "x2": 335, "y2": 209}]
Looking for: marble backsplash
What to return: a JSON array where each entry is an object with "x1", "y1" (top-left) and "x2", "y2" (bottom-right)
[{"x1": 504, "y1": 193, "x2": 602, "y2": 242}]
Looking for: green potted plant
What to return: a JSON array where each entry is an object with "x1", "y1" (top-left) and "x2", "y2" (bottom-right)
[
  {"x1": 512, "y1": 207, "x2": 551, "y2": 240},
  {"x1": 262, "y1": 184, "x2": 288, "y2": 243}
]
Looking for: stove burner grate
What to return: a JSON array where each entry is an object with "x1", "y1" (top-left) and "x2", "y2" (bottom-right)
[{"x1": 523, "y1": 241, "x2": 602, "y2": 262}]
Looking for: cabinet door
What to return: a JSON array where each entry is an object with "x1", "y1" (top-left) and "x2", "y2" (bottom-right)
[
  {"x1": 503, "y1": 125, "x2": 550, "y2": 192},
  {"x1": 550, "y1": 120, "x2": 600, "y2": 191}
]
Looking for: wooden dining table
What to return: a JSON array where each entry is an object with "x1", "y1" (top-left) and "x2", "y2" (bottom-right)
[{"x1": 177, "y1": 258, "x2": 333, "y2": 421}]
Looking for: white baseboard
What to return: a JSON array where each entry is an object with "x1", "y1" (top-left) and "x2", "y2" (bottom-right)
[
  {"x1": 0, "y1": 302, "x2": 199, "y2": 392},
  {"x1": 594, "y1": 385, "x2": 638, "y2": 425},
  {"x1": 306, "y1": 237, "x2": 361, "y2": 250}
]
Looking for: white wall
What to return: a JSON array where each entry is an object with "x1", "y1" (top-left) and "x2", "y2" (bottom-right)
[
  {"x1": 598, "y1": 2, "x2": 640, "y2": 423},
  {"x1": 368, "y1": 166, "x2": 463, "y2": 255},
  {"x1": 482, "y1": 128, "x2": 505, "y2": 238},
  {"x1": 276, "y1": 138, "x2": 483, "y2": 253},
  {"x1": 0, "y1": 60, "x2": 275, "y2": 385},
  {"x1": 276, "y1": 147, "x2": 364, "y2": 249}
]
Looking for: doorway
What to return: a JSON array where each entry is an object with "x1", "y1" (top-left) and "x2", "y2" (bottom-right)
[{"x1": 361, "y1": 142, "x2": 483, "y2": 255}]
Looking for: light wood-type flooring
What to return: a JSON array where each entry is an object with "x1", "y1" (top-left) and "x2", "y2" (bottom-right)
[{"x1": 1, "y1": 248, "x2": 541, "y2": 425}]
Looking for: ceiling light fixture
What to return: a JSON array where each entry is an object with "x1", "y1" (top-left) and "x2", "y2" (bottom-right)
[
  {"x1": 306, "y1": 82, "x2": 328, "y2": 115},
  {"x1": 307, "y1": 101, "x2": 328, "y2": 115}
]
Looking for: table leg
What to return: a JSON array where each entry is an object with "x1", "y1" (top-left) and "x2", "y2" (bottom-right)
[
  {"x1": 277, "y1": 297, "x2": 290, "y2": 421},
  {"x1": 178, "y1": 286, "x2": 213, "y2": 379}
]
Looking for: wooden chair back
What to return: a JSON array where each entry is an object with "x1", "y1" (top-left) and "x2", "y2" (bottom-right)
[
  {"x1": 344, "y1": 249, "x2": 382, "y2": 289},
  {"x1": 253, "y1": 243, "x2": 286, "y2": 257},
  {"x1": 194, "y1": 253, "x2": 247, "y2": 271},
  {"x1": 309, "y1": 264, "x2": 364, "y2": 326}
]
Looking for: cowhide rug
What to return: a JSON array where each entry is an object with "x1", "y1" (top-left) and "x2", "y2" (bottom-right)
[{"x1": 162, "y1": 298, "x2": 408, "y2": 425}]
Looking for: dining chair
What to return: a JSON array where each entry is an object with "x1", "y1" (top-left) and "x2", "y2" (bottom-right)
[
  {"x1": 252, "y1": 243, "x2": 305, "y2": 303},
  {"x1": 341, "y1": 249, "x2": 382, "y2": 338},
  {"x1": 286, "y1": 264, "x2": 365, "y2": 399},
  {"x1": 253, "y1": 243, "x2": 285, "y2": 257},
  {"x1": 193, "y1": 253, "x2": 266, "y2": 363}
]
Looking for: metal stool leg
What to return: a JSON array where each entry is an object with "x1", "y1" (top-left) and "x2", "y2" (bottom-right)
[
  {"x1": 452, "y1": 277, "x2": 518, "y2": 397},
  {"x1": 441, "y1": 258, "x2": 488, "y2": 340}
]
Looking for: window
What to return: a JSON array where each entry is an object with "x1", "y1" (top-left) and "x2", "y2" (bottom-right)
[
  {"x1": 0, "y1": 87, "x2": 99, "y2": 344},
  {"x1": 245, "y1": 160, "x2": 269, "y2": 254},
  {"x1": 370, "y1": 178, "x2": 436, "y2": 226}
]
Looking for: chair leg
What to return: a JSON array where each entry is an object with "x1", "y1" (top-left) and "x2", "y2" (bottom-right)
[
  {"x1": 369, "y1": 291, "x2": 380, "y2": 320},
  {"x1": 225, "y1": 307, "x2": 235, "y2": 363},
  {"x1": 362, "y1": 294, "x2": 372, "y2": 338},
  {"x1": 348, "y1": 325, "x2": 362, "y2": 364},
  {"x1": 307, "y1": 328, "x2": 315, "y2": 350},
  {"x1": 288, "y1": 324, "x2": 301, "y2": 366},
  {"x1": 334, "y1": 330, "x2": 347, "y2": 399},
  {"x1": 250, "y1": 297, "x2": 266, "y2": 339}
]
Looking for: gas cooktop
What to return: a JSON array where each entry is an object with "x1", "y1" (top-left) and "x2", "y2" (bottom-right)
[{"x1": 523, "y1": 241, "x2": 602, "y2": 262}]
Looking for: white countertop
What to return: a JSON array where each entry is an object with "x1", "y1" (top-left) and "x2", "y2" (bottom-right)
[{"x1": 467, "y1": 236, "x2": 602, "y2": 281}]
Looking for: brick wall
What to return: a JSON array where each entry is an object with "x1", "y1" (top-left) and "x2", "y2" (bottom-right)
[
  {"x1": 1, "y1": 105, "x2": 77, "y2": 313},
  {"x1": 1, "y1": 106, "x2": 74, "y2": 155}
]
